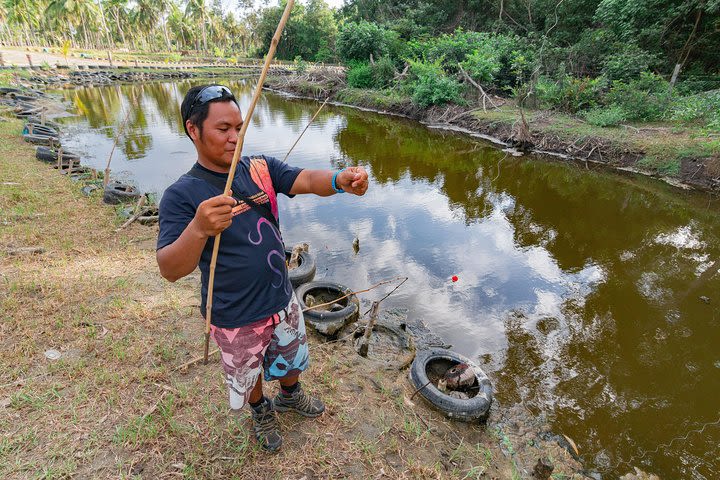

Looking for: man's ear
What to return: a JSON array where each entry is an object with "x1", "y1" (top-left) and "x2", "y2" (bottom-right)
[{"x1": 186, "y1": 120, "x2": 199, "y2": 142}]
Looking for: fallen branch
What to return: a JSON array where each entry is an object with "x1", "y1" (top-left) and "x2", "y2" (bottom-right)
[
  {"x1": 5, "y1": 246, "x2": 45, "y2": 256},
  {"x1": 446, "y1": 107, "x2": 483, "y2": 124},
  {"x1": 116, "y1": 196, "x2": 147, "y2": 231},
  {"x1": 174, "y1": 348, "x2": 219, "y2": 372},
  {"x1": 458, "y1": 64, "x2": 499, "y2": 111}
]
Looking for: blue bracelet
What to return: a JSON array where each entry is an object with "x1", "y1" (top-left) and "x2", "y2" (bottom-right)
[{"x1": 331, "y1": 169, "x2": 346, "y2": 193}]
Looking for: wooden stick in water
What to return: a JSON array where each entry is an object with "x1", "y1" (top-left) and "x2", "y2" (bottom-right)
[
  {"x1": 203, "y1": 0, "x2": 296, "y2": 364},
  {"x1": 281, "y1": 96, "x2": 330, "y2": 163},
  {"x1": 103, "y1": 107, "x2": 133, "y2": 187},
  {"x1": 357, "y1": 301, "x2": 379, "y2": 357}
]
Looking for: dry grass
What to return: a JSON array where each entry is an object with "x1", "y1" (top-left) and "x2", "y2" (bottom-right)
[{"x1": 0, "y1": 117, "x2": 582, "y2": 479}]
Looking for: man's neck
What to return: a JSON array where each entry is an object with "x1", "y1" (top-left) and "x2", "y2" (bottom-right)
[{"x1": 197, "y1": 157, "x2": 230, "y2": 174}]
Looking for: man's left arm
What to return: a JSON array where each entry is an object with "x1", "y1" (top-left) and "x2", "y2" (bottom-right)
[{"x1": 289, "y1": 166, "x2": 369, "y2": 197}]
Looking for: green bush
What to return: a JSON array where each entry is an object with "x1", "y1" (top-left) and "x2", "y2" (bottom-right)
[
  {"x1": 370, "y1": 56, "x2": 396, "y2": 88},
  {"x1": 294, "y1": 55, "x2": 308, "y2": 75},
  {"x1": 337, "y1": 21, "x2": 397, "y2": 62},
  {"x1": 602, "y1": 44, "x2": 657, "y2": 82},
  {"x1": 534, "y1": 75, "x2": 605, "y2": 113},
  {"x1": 670, "y1": 90, "x2": 720, "y2": 128},
  {"x1": 460, "y1": 44, "x2": 501, "y2": 84},
  {"x1": 406, "y1": 59, "x2": 464, "y2": 107},
  {"x1": 583, "y1": 105, "x2": 628, "y2": 127},
  {"x1": 606, "y1": 73, "x2": 673, "y2": 121},
  {"x1": 347, "y1": 62, "x2": 374, "y2": 88},
  {"x1": 410, "y1": 30, "x2": 535, "y2": 89}
]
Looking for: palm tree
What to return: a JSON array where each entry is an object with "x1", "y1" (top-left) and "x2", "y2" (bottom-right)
[
  {"x1": 46, "y1": 0, "x2": 100, "y2": 48},
  {"x1": 185, "y1": 0, "x2": 210, "y2": 52},
  {"x1": 103, "y1": 0, "x2": 129, "y2": 46}
]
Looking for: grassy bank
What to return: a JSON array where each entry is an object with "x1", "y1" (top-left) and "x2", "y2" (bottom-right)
[
  {"x1": 0, "y1": 116, "x2": 584, "y2": 478},
  {"x1": 268, "y1": 75, "x2": 720, "y2": 192}
]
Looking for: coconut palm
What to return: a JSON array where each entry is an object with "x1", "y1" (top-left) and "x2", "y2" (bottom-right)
[
  {"x1": 45, "y1": 0, "x2": 100, "y2": 48},
  {"x1": 185, "y1": 0, "x2": 210, "y2": 52}
]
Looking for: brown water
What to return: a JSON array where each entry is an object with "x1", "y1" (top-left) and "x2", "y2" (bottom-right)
[{"x1": 57, "y1": 79, "x2": 720, "y2": 478}]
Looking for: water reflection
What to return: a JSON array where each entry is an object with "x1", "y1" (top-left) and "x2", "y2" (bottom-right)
[{"x1": 56, "y1": 80, "x2": 720, "y2": 478}]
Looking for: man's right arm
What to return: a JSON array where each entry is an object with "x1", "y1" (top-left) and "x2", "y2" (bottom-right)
[{"x1": 156, "y1": 193, "x2": 237, "y2": 282}]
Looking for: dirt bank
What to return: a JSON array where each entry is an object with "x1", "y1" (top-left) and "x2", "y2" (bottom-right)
[
  {"x1": 265, "y1": 73, "x2": 720, "y2": 194},
  {"x1": 0, "y1": 108, "x2": 594, "y2": 478}
]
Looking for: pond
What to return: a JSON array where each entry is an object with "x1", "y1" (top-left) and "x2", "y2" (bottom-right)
[{"x1": 57, "y1": 78, "x2": 720, "y2": 479}]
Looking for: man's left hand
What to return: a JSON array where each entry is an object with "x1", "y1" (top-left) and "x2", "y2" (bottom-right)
[{"x1": 337, "y1": 166, "x2": 369, "y2": 196}]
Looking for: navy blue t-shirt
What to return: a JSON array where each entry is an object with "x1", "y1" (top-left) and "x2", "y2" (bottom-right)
[{"x1": 157, "y1": 155, "x2": 303, "y2": 328}]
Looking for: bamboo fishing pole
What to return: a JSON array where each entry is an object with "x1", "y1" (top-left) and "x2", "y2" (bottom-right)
[
  {"x1": 281, "y1": 96, "x2": 330, "y2": 163},
  {"x1": 203, "y1": 0, "x2": 295, "y2": 364}
]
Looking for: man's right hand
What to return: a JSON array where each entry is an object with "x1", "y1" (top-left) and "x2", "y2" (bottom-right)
[{"x1": 190, "y1": 192, "x2": 237, "y2": 238}]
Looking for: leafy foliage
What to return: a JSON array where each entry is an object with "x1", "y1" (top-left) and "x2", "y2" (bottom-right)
[
  {"x1": 347, "y1": 61, "x2": 374, "y2": 88},
  {"x1": 336, "y1": 21, "x2": 397, "y2": 62},
  {"x1": 606, "y1": 73, "x2": 673, "y2": 121},
  {"x1": 583, "y1": 105, "x2": 628, "y2": 127},
  {"x1": 534, "y1": 75, "x2": 606, "y2": 113},
  {"x1": 406, "y1": 59, "x2": 465, "y2": 108}
]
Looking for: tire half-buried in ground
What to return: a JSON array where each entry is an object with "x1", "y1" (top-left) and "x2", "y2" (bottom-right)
[
  {"x1": 103, "y1": 181, "x2": 142, "y2": 205},
  {"x1": 285, "y1": 248, "x2": 316, "y2": 288},
  {"x1": 295, "y1": 281, "x2": 359, "y2": 337},
  {"x1": 36, "y1": 146, "x2": 80, "y2": 163},
  {"x1": 409, "y1": 348, "x2": 493, "y2": 423}
]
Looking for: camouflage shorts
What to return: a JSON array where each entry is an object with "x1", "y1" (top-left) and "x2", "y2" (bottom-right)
[{"x1": 210, "y1": 293, "x2": 309, "y2": 410}]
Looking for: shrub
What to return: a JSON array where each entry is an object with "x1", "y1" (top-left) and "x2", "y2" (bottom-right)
[
  {"x1": 370, "y1": 56, "x2": 396, "y2": 88},
  {"x1": 670, "y1": 90, "x2": 720, "y2": 129},
  {"x1": 460, "y1": 44, "x2": 501, "y2": 84},
  {"x1": 347, "y1": 62, "x2": 374, "y2": 88},
  {"x1": 337, "y1": 21, "x2": 397, "y2": 62},
  {"x1": 294, "y1": 55, "x2": 308, "y2": 75},
  {"x1": 406, "y1": 59, "x2": 464, "y2": 107},
  {"x1": 583, "y1": 105, "x2": 628, "y2": 127},
  {"x1": 606, "y1": 73, "x2": 673, "y2": 121},
  {"x1": 534, "y1": 75, "x2": 605, "y2": 113},
  {"x1": 534, "y1": 76, "x2": 563, "y2": 109},
  {"x1": 602, "y1": 44, "x2": 657, "y2": 82}
]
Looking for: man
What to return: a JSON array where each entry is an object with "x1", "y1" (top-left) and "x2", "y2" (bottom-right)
[{"x1": 156, "y1": 85, "x2": 369, "y2": 452}]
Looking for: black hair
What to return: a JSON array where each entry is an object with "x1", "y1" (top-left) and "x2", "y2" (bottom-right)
[{"x1": 180, "y1": 85, "x2": 240, "y2": 140}]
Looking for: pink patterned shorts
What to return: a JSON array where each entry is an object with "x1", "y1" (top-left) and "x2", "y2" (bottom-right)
[{"x1": 210, "y1": 293, "x2": 309, "y2": 410}]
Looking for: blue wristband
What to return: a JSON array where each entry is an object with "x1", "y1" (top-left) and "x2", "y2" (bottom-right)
[{"x1": 331, "y1": 169, "x2": 346, "y2": 193}]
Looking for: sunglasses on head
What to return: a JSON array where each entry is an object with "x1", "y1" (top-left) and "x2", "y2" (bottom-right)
[{"x1": 187, "y1": 85, "x2": 236, "y2": 115}]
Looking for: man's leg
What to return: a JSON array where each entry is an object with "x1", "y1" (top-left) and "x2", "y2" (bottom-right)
[
  {"x1": 265, "y1": 295, "x2": 325, "y2": 417},
  {"x1": 210, "y1": 320, "x2": 282, "y2": 452},
  {"x1": 246, "y1": 375, "x2": 283, "y2": 452}
]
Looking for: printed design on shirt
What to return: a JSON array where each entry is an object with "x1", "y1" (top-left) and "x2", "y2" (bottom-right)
[
  {"x1": 248, "y1": 216, "x2": 289, "y2": 295},
  {"x1": 248, "y1": 156, "x2": 279, "y2": 218},
  {"x1": 230, "y1": 190, "x2": 270, "y2": 217}
]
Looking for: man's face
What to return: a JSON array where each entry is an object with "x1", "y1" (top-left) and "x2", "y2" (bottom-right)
[{"x1": 187, "y1": 101, "x2": 243, "y2": 171}]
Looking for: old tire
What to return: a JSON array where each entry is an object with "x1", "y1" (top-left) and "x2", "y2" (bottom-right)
[
  {"x1": 103, "y1": 181, "x2": 141, "y2": 205},
  {"x1": 35, "y1": 146, "x2": 80, "y2": 163},
  {"x1": 285, "y1": 248, "x2": 316, "y2": 288},
  {"x1": 408, "y1": 348, "x2": 493, "y2": 423},
  {"x1": 23, "y1": 133, "x2": 58, "y2": 146},
  {"x1": 296, "y1": 281, "x2": 359, "y2": 337},
  {"x1": 24, "y1": 124, "x2": 58, "y2": 137}
]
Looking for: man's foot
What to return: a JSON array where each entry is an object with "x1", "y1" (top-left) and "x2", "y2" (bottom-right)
[
  {"x1": 273, "y1": 383, "x2": 325, "y2": 417},
  {"x1": 250, "y1": 398, "x2": 282, "y2": 452}
]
